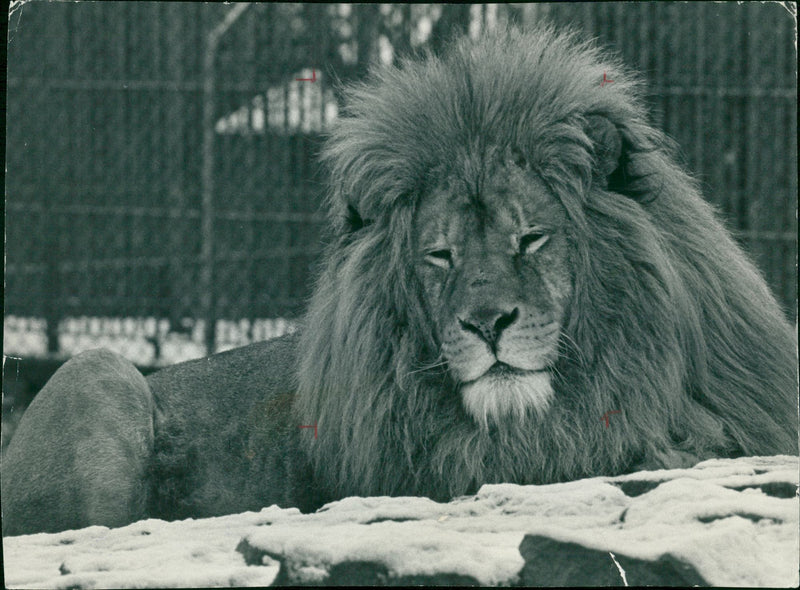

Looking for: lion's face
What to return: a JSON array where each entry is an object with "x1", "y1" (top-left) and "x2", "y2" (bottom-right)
[{"x1": 413, "y1": 153, "x2": 573, "y2": 427}]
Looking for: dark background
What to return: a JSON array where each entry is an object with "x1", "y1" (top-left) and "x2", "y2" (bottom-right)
[{"x1": 3, "y1": 2, "x2": 797, "y2": 440}]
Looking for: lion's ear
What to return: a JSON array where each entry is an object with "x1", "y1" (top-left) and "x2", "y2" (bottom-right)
[
  {"x1": 506, "y1": 145, "x2": 528, "y2": 169},
  {"x1": 584, "y1": 114, "x2": 623, "y2": 183},
  {"x1": 344, "y1": 204, "x2": 373, "y2": 233}
]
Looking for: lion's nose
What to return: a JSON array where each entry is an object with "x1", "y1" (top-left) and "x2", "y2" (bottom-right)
[{"x1": 458, "y1": 306, "x2": 519, "y2": 351}]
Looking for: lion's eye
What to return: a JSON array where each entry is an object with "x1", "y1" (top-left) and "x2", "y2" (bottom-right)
[
  {"x1": 519, "y1": 232, "x2": 549, "y2": 255},
  {"x1": 425, "y1": 249, "x2": 453, "y2": 269}
]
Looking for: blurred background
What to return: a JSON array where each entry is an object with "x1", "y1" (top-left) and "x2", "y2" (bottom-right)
[{"x1": 3, "y1": 2, "x2": 797, "y2": 446}]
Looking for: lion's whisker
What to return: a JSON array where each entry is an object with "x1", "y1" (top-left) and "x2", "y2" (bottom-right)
[
  {"x1": 558, "y1": 332, "x2": 587, "y2": 366},
  {"x1": 405, "y1": 358, "x2": 448, "y2": 377}
]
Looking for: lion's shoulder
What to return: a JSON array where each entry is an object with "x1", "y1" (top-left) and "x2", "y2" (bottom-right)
[{"x1": 145, "y1": 332, "x2": 315, "y2": 519}]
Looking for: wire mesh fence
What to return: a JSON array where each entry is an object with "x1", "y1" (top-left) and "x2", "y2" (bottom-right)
[
  {"x1": 4, "y1": 2, "x2": 796, "y2": 374},
  {"x1": 541, "y1": 2, "x2": 797, "y2": 318}
]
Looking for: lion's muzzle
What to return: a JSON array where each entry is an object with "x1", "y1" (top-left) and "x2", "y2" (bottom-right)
[{"x1": 443, "y1": 305, "x2": 560, "y2": 427}]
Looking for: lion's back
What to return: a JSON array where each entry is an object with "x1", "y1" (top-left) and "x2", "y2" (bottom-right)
[{"x1": 146, "y1": 331, "x2": 299, "y2": 416}]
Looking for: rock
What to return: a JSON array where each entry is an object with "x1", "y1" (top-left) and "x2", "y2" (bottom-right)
[
  {"x1": 2, "y1": 456, "x2": 798, "y2": 587},
  {"x1": 516, "y1": 535, "x2": 706, "y2": 587}
]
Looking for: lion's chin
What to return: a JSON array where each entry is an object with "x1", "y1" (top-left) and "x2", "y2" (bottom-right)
[{"x1": 460, "y1": 369, "x2": 553, "y2": 429}]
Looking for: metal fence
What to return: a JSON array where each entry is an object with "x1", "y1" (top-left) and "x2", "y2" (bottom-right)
[
  {"x1": 4, "y1": 2, "x2": 797, "y2": 369},
  {"x1": 541, "y1": 2, "x2": 797, "y2": 317}
]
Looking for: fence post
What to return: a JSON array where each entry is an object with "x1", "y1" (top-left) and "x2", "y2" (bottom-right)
[
  {"x1": 42, "y1": 211, "x2": 67, "y2": 355},
  {"x1": 201, "y1": 3, "x2": 250, "y2": 356},
  {"x1": 44, "y1": 237, "x2": 61, "y2": 356}
]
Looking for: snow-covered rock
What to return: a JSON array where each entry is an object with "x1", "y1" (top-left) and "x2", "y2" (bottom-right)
[{"x1": 3, "y1": 456, "x2": 798, "y2": 588}]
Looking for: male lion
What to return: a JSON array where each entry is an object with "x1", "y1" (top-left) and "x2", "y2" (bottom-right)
[{"x1": 3, "y1": 27, "x2": 797, "y2": 536}]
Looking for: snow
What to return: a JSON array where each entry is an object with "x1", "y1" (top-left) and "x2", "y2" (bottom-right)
[
  {"x1": 2, "y1": 511, "x2": 284, "y2": 589},
  {"x1": 3, "y1": 316, "x2": 297, "y2": 367},
  {"x1": 2, "y1": 456, "x2": 798, "y2": 588}
]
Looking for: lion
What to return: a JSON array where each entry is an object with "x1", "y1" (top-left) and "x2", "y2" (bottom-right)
[{"x1": 3, "y1": 26, "x2": 796, "y2": 537}]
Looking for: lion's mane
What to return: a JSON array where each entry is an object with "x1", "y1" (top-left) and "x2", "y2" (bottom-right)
[{"x1": 293, "y1": 26, "x2": 797, "y2": 503}]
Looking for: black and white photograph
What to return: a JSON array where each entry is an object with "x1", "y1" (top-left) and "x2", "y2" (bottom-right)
[{"x1": 2, "y1": 1, "x2": 798, "y2": 587}]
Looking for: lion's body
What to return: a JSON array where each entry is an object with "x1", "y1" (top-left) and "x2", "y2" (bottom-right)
[
  {"x1": 3, "y1": 26, "x2": 797, "y2": 536},
  {"x1": 2, "y1": 336, "x2": 315, "y2": 536},
  {"x1": 142, "y1": 333, "x2": 321, "y2": 520}
]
